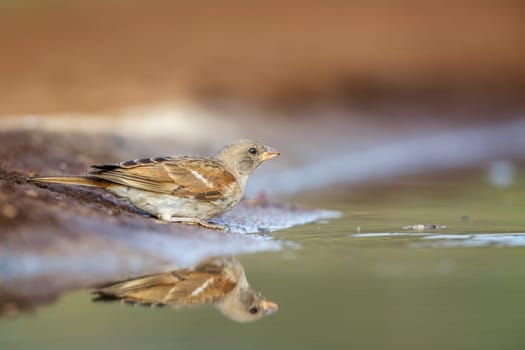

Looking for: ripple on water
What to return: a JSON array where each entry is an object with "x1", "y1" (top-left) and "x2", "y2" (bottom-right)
[{"x1": 352, "y1": 232, "x2": 525, "y2": 248}]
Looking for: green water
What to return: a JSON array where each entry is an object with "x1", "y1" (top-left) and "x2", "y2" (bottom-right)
[{"x1": 1, "y1": 169, "x2": 525, "y2": 350}]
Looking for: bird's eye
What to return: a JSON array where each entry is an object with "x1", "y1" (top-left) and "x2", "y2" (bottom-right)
[
  {"x1": 249, "y1": 307, "x2": 259, "y2": 314},
  {"x1": 248, "y1": 147, "x2": 258, "y2": 155}
]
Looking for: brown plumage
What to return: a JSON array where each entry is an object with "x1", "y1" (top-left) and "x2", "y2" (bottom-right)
[
  {"x1": 29, "y1": 140, "x2": 280, "y2": 229},
  {"x1": 93, "y1": 257, "x2": 279, "y2": 323}
]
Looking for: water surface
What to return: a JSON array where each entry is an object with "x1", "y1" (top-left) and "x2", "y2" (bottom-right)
[{"x1": 1, "y1": 168, "x2": 525, "y2": 350}]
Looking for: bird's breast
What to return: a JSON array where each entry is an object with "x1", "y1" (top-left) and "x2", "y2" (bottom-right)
[{"x1": 108, "y1": 184, "x2": 242, "y2": 220}]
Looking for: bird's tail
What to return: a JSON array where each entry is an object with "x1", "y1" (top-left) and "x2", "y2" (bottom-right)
[{"x1": 29, "y1": 175, "x2": 111, "y2": 188}]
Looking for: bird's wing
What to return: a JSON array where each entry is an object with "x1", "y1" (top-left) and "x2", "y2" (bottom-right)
[
  {"x1": 90, "y1": 156, "x2": 237, "y2": 199},
  {"x1": 94, "y1": 269, "x2": 237, "y2": 307},
  {"x1": 163, "y1": 158, "x2": 238, "y2": 200},
  {"x1": 94, "y1": 272, "x2": 182, "y2": 304},
  {"x1": 163, "y1": 270, "x2": 237, "y2": 306},
  {"x1": 162, "y1": 257, "x2": 240, "y2": 306}
]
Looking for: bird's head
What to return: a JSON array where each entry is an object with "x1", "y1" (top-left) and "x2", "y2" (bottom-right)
[
  {"x1": 216, "y1": 140, "x2": 280, "y2": 177},
  {"x1": 215, "y1": 285, "x2": 279, "y2": 323}
]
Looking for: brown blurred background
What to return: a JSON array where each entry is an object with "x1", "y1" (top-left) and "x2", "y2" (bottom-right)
[{"x1": 1, "y1": 0, "x2": 524, "y2": 116}]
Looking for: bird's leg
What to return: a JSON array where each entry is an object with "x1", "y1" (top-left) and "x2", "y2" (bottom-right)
[
  {"x1": 163, "y1": 216, "x2": 225, "y2": 230},
  {"x1": 195, "y1": 219, "x2": 225, "y2": 230}
]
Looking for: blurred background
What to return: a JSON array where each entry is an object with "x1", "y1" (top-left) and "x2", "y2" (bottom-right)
[
  {"x1": 1, "y1": 0, "x2": 524, "y2": 115},
  {"x1": 2, "y1": 1, "x2": 525, "y2": 350},
  {"x1": 2, "y1": 0, "x2": 524, "y2": 197}
]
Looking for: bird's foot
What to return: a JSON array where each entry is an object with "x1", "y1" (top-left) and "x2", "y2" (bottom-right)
[
  {"x1": 194, "y1": 219, "x2": 225, "y2": 230},
  {"x1": 163, "y1": 216, "x2": 225, "y2": 230}
]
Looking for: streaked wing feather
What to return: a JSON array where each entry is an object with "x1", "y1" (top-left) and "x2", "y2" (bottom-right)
[
  {"x1": 164, "y1": 159, "x2": 237, "y2": 199},
  {"x1": 92, "y1": 156, "x2": 173, "y2": 170},
  {"x1": 88, "y1": 156, "x2": 237, "y2": 199},
  {"x1": 95, "y1": 273, "x2": 182, "y2": 304},
  {"x1": 96, "y1": 271, "x2": 236, "y2": 307},
  {"x1": 92, "y1": 167, "x2": 177, "y2": 193},
  {"x1": 95, "y1": 258, "x2": 239, "y2": 307},
  {"x1": 164, "y1": 272, "x2": 237, "y2": 306}
]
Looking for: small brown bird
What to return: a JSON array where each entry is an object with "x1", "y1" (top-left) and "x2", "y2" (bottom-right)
[
  {"x1": 93, "y1": 257, "x2": 279, "y2": 323},
  {"x1": 29, "y1": 140, "x2": 279, "y2": 229}
]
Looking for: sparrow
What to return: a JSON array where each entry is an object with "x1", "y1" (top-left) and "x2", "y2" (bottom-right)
[
  {"x1": 29, "y1": 140, "x2": 280, "y2": 229},
  {"x1": 93, "y1": 257, "x2": 279, "y2": 323}
]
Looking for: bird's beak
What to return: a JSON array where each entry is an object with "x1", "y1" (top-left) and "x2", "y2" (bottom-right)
[
  {"x1": 260, "y1": 299, "x2": 279, "y2": 314},
  {"x1": 261, "y1": 147, "x2": 280, "y2": 161}
]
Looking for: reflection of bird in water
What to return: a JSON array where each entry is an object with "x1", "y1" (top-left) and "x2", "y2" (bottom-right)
[
  {"x1": 93, "y1": 257, "x2": 279, "y2": 322},
  {"x1": 29, "y1": 140, "x2": 279, "y2": 230}
]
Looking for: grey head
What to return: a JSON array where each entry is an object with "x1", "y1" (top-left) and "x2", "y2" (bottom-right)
[
  {"x1": 215, "y1": 140, "x2": 280, "y2": 178},
  {"x1": 215, "y1": 284, "x2": 279, "y2": 323}
]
